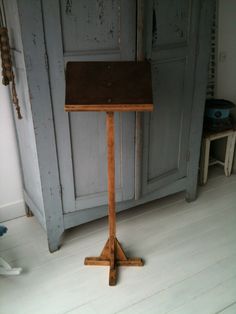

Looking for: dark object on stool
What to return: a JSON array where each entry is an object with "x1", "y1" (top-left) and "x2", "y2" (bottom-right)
[
  {"x1": 65, "y1": 61, "x2": 153, "y2": 285},
  {"x1": 204, "y1": 99, "x2": 235, "y2": 132}
]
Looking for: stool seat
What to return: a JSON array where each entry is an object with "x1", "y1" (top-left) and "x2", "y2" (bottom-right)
[{"x1": 200, "y1": 128, "x2": 236, "y2": 185}]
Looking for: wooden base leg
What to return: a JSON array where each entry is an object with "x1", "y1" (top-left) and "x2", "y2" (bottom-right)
[{"x1": 84, "y1": 237, "x2": 144, "y2": 286}]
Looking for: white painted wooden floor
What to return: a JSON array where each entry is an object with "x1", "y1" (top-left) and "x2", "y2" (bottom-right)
[{"x1": 1, "y1": 167, "x2": 236, "y2": 314}]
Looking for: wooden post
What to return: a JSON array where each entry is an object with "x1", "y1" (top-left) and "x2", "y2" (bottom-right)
[
  {"x1": 107, "y1": 112, "x2": 116, "y2": 284},
  {"x1": 84, "y1": 111, "x2": 144, "y2": 286},
  {"x1": 135, "y1": 0, "x2": 145, "y2": 200},
  {"x1": 107, "y1": 112, "x2": 116, "y2": 240}
]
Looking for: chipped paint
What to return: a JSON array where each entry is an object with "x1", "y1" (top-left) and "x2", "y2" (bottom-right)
[
  {"x1": 97, "y1": 0, "x2": 105, "y2": 25},
  {"x1": 60, "y1": 0, "x2": 122, "y2": 50},
  {"x1": 65, "y1": 0, "x2": 72, "y2": 15},
  {"x1": 32, "y1": 33, "x2": 36, "y2": 46},
  {"x1": 25, "y1": 54, "x2": 32, "y2": 71},
  {"x1": 153, "y1": 0, "x2": 189, "y2": 47}
]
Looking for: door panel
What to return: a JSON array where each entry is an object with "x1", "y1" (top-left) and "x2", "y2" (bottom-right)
[
  {"x1": 148, "y1": 58, "x2": 186, "y2": 181},
  {"x1": 70, "y1": 112, "x2": 134, "y2": 210},
  {"x1": 42, "y1": 0, "x2": 136, "y2": 213},
  {"x1": 60, "y1": 0, "x2": 136, "y2": 60},
  {"x1": 152, "y1": 0, "x2": 191, "y2": 48},
  {"x1": 60, "y1": 0, "x2": 121, "y2": 52},
  {"x1": 142, "y1": 0, "x2": 199, "y2": 194}
]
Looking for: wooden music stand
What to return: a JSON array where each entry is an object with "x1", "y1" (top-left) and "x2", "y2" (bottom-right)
[{"x1": 65, "y1": 61, "x2": 153, "y2": 286}]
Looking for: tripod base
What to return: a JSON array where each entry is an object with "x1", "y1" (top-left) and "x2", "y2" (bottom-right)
[{"x1": 84, "y1": 237, "x2": 144, "y2": 286}]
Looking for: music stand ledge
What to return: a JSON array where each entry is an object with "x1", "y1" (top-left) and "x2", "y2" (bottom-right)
[{"x1": 65, "y1": 61, "x2": 153, "y2": 286}]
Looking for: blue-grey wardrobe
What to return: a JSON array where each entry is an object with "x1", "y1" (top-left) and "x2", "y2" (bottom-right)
[{"x1": 3, "y1": 0, "x2": 214, "y2": 251}]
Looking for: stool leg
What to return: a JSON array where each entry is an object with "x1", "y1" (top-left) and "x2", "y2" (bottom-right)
[
  {"x1": 200, "y1": 138, "x2": 210, "y2": 185},
  {"x1": 199, "y1": 140, "x2": 205, "y2": 185},
  {"x1": 224, "y1": 132, "x2": 236, "y2": 176}
]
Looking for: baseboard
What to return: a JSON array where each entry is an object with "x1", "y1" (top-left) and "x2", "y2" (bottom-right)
[{"x1": 0, "y1": 200, "x2": 25, "y2": 222}]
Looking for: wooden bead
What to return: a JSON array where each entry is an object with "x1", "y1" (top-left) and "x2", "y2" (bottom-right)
[{"x1": 2, "y1": 76, "x2": 9, "y2": 86}]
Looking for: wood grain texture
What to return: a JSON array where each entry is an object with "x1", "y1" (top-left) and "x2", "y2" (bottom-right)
[
  {"x1": 185, "y1": 0, "x2": 215, "y2": 201},
  {"x1": 42, "y1": 0, "x2": 137, "y2": 215},
  {"x1": 84, "y1": 112, "x2": 143, "y2": 286},
  {"x1": 106, "y1": 113, "x2": 116, "y2": 239},
  {"x1": 142, "y1": 0, "x2": 200, "y2": 196},
  {"x1": 65, "y1": 104, "x2": 153, "y2": 112},
  {"x1": 3, "y1": 0, "x2": 45, "y2": 220},
  {"x1": 16, "y1": 0, "x2": 64, "y2": 252},
  {"x1": 6, "y1": 0, "x2": 214, "y2": 256},
  {"x1": 65, "y1": 61, "x2": 153, "y2": 108},
  {"x1": 85, "y1": 237, "x2": 144, "y2": 286}
]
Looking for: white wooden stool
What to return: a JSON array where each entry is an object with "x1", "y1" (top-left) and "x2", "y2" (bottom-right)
[{"x1": 200, "y1": 128, "x2": 236, "y2": 185}]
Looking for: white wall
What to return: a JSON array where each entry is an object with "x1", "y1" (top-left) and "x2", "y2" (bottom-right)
[
  {"x1": 217, "y1": 0, "x2": 236, "y2": 105},
  {"x1": 215, "y1": 0, "x2": 236, "y2": 170},
  {"x1": 0, "y1": 83, "x2": 24, "y2": 222}
]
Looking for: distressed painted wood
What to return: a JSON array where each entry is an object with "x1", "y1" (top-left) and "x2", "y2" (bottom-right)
[
  {"x1": 63, "y1": 177, "x2": 188, "y2": 229},
  {"x1": 42, "y1": 0, "x2": 136, "y2": 214},
  {"x1": 15, "y1": 0, "x2": 64, "y2": 252},
  {"x1": 142, "y1": 0, "x2": 211, "y2": 198},
  {"x1": 3, "y1": 0, "x2": 44, "y2": 220},
  {"x1": 60, "y1": 0, "x2": 126, "y2": 55},
  {"x1": 3, "y1": 0, "x2": 215, "y2": 252},
  {"x1": 185, "y1": 0, "x2": 215, "y2": 201}
]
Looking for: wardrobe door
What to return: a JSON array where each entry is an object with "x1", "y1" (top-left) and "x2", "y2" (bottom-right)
[
  {"x1": 42, "y1": 0, "x2": 137, "y2": 213},
  {"x1": 142, "y1": 0, "x2": 200, "y2": 194}
]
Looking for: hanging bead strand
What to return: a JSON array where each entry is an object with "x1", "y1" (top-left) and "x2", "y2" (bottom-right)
[{"x1": 0, "y1": 27, "x2": 22, "y2": 119}]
